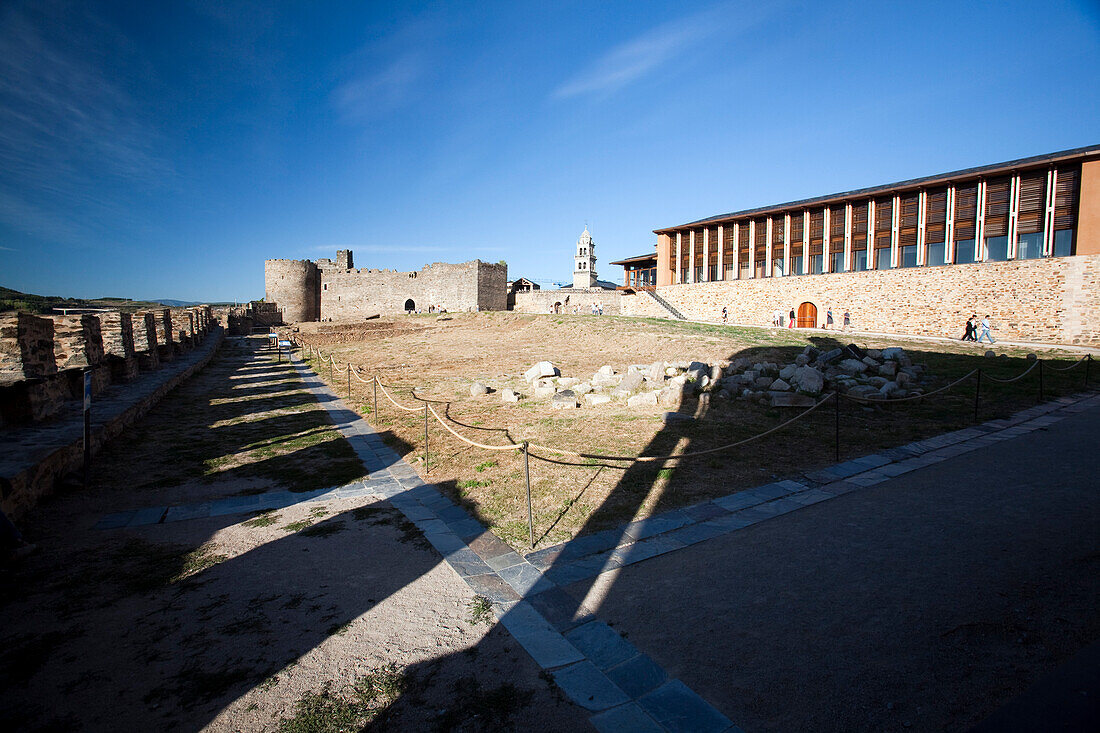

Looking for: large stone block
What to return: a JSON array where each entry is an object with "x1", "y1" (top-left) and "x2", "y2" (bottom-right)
[
  {"x1": 0, "y1": 313, "x2": 57, "y2": 384},
  {"x1": 50, "y1": 315, "x2": 105, "y2": 370}
]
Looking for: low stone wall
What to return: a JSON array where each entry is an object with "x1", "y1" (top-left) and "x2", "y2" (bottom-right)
[
  {"x1": 0, "y1": 326, "x2": 224, "y2": 520},
  {"x1": 512, "y1": 289, "x2": 622, "y2": 315},
  {"x1": 654, "y1": 254, "x2": 1100, "y2": 345}
]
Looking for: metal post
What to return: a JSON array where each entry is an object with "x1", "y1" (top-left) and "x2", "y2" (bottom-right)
[
  {"x1": 834, "y1": 391, "x2": 840, "y2": 462},
  {"x1": 1086, "y1": 354, "x2": 1091, "y2": 389},
  {"x1": 423, "y1": 402, "x2": 429, "y2": 472},
  {"x1": 329, "y1": 359, "x2": 333, "y2": 383},
  {"x1": 277, "y1": 340, "x2": 281, "y2": 363},
  {"x1": 1038, "y1": 359, "x2": 1044, "y2": 402},
  {"x1": 524, "y1": 442, "x2": 534, "y2": 549},
  {"x1": 347, "y1": 366, "x2": 351, "y2": 399},
  {"x1": 373, "y1": 377, "x2": 378, "y2": 417},
  {"x1": 974, "y1": 369, "x2": 982, "y2": 421},
  {"x1": 82, "y1": 368, "x2": 92, "y2": 490}
]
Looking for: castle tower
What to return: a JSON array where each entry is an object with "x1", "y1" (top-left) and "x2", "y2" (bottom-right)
[
  {"x1": 336, "y1": 249, "x2": 353, "y2": 269},
  {"x1": 573, "y1": 226, "x2": 597, "y2": 289},
  {"x1": 264, "y1": 259, "x2": 320, "y2": 322}
]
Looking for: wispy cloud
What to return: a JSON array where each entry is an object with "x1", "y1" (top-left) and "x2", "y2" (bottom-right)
[
  {"x1": 551, "y1": 3, "x2": 756, "y2": 100},
  {"x1": 331, "y1": 16, "x2": 444, "y2": 124},
  {"x1": 0, "y1": 1, "x2": 171, "y2": 244}
]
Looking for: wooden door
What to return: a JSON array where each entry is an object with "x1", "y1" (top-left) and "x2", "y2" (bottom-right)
[{"x1": 797, "y1": 302, "x2": 817, "y2": 328}]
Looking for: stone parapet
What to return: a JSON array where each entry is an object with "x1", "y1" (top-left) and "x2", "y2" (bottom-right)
[
  {"x1": 0, "y1": 313, "x2": 57, "y2": 385},
  {"x1": 652, "y1": 254, "x2": 1100, "y2": 345},
  {"x1": 512, "y1": 288, "x2": 622, "y2": 315}
]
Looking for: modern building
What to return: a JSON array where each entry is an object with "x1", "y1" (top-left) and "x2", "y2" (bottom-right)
[
  {"x1": 655, "y1": 145, "x2": 1097, "y2": 286},
  {"x1": 644, "y1": 145, "x2": 1100, "y2": 344},
  {"x1": 610, "y1": 251, "x2": 658, "y2": 291}
]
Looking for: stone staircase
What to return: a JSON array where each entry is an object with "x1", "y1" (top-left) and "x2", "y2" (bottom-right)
[{"x1": 643, "y1": 289, "x2": 687, "y2": 320}]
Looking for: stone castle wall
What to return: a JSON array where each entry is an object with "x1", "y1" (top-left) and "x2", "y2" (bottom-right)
[
  {"x1": 265, "y1": 259, "x2": 320, "y2": 323},
  {"x1": 0, "y1": 306, "x2": 215, "y2": 427},
  {"x1": 318, "y1": 260, "x2": 506, "y2": 320},
  {"x1": 653, "y1": 254, "x2": 1100, "y2": 345},
  {"x1": 512, "y1": 288, "x2": 622, "y2": 314}
]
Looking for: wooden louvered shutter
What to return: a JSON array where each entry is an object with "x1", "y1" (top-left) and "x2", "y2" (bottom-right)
[
  {"x1": 829, "y1": 205, "x2": 845, "y2": 246},
  {"x1": 723, "y1": 224, "x2": 735, "y2": 270},
  {"x1": 753, "y1": 219, "x2": 767, "y2": 261},
  {"x1": 679, "y1": 232, "x2": 689, "y2": 275},
  {"x1": 850, "y1": 203, "x2": 868, "y2": 252},
  {"x1": 1054, "y1": 165, "x2": 1080, "y2": 230},
  {"x1": 983, "y1": 177, "x2": 1011, "y2": 238},
  {"x1": 924, "y1": 188, "x2": 947, "y2": 243},
  {"x1": 898, "y1": 194, "x2": 918, "y2": 246},
  {"x1": 789, "y1": 214, "x2": 803, "y2": 257},
  {"x1": 738, "y1": 222, "x2": 750, "y2": 266},
  {"x1": 874, "y1": 197, "x2": 893, "y2": 249},
  {"x1": 953, "y1": 185, "x2": 978, "y2": 240},
  {"x1": 808, "y1": 210, "x2": 824, "y2": 255},
  {"x1": 771, "y1": 217, "x2": 784, "y2": 254},
  {"x1": 1016, "y1": 171, "x2": 1046, "y2": 235},
  {"x1": 708, "y1": 226, "x2": 719, "y2": 268}
]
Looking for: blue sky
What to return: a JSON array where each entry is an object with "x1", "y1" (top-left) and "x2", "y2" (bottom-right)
[{"x1": 0, "y1": 0, "x2": 1098, "y2": 302}]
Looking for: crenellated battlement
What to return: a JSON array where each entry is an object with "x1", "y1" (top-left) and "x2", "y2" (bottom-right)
[{"x1": 0, "y1": 305, "x2": 215, "y2": 426}]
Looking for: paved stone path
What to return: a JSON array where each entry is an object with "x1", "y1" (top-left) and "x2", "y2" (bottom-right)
[{"x1": 92, "y1": 347, "x2": 1099, "y2": 731}]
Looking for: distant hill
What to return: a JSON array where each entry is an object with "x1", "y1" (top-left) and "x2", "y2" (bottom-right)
[
  {"x1": 0, "y1": 286, "x2": 166, "y2": 315},
  {"x1": 154, "y1": 299, "x2": 201, "y2": 307}
]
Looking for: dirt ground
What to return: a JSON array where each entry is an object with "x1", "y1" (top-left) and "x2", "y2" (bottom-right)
[
  {"x1": 294, "y1": 313, "x2": 1090, "y2": 550},
  {"x1": 0, "y1": 337, "x2": 586, "y2": 732}
]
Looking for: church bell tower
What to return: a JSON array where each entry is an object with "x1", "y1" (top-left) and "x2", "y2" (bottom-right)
[{"x1": 573, "y1": 226, "x2": 597, "y2": 289}]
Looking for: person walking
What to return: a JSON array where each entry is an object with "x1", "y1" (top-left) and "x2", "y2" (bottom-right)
[
  {"x1": 826, "y1": 308, "x2": 834, "y2": 329},
  {"x1": 788, "y1": 308, "x2": 796, "y2": 329},
  {"x1": 977, "y1": 315, "x2": 996, "y2": 344},
  {"x1": 721, "y1": 306, "x2": 728, "y2": 324},
  {"x1": 843, "y1": 310, "x2": 851, "y2": 330},
  {"x1": 962, "y1": 315, "x2": 977, "y2": 341}
]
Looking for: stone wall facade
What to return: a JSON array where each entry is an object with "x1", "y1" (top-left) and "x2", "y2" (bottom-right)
[
  {"x1": 512, "y1": 288, "x2": 622, "y2": 315},
  {"x1": 318, "y1": 260, "x2": 506, "y2": 320},
  {"x1": 620, "y1": 291, "x2": 676, "y2": 319},
  {"x1": 654, "y1": 254, "x2": 1100, "y2": 345},
  {"x1": 265, "y1": 253, "x2": 506, "y2": 322}
]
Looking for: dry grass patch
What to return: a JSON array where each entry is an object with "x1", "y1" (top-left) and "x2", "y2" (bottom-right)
[{"x1": 298, "y1": 314, "x2": 1092, "y2": 550}]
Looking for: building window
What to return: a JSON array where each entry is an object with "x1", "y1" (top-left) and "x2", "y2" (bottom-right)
[
  {"x1": 852, "y1": 250, "x2": 868, "y2": 271},
  {"x1": 708, "y1": 264, "x2": 718, "y2": 280},
  {"x1": 809, "y1": 254, "x2": 823, "y2": 275},
  {"x1": 875, "y1": 248, "x2": 892, "y2": 270},
  {"x1": 985, "y1": 236, "x2": 1009, "y2": 262},
  {"x1": 1016, "y1": 232, "x2": 1043, "y2": 260},
  {"x1": 898, "y1": 245, "x2": 917, "y2": 268},
  {"x1": 772, "y1": 258, "x2": 784, "y2": 276},
  {"x1": 830, "y1": 251, "x2": 845, "y2": 273},
  {"x1": 926, "y1": 241, "x2": 946, "y2": 266},
  {"x1": 1053, "y1": 229, "x2": 1074, "y2": 257},
  {"x1": 955, "y1": 239, "x2": 976, "y2": 264},
  {"x1": 790, "y1": 255, "x2": 803, "y2": 275},
  {"x1": 323, "y1": 283, "x2": 328, "y2": 290},
  {"x1": 694, "y1": 266, "x2": 703, "y2": 282}
]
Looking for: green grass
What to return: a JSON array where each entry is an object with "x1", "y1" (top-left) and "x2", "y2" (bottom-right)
[
  {"x1": 282, "y1": 519, "x2": 314, "y2": 533},
  {"x1": 467, "y1": 595, "x2": 494, "y2": 627},
  {"x1": 242, "y1": 512, "x2": 279, "y2": 528},
  {"x1": 277, "y1": 666, "x2": 406, "y2": 733},
  {"x1": 475, "y1": 460, "x2": 498, "y2": 472}
]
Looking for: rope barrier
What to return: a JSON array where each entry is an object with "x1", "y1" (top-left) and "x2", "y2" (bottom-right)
[
  {"x1": 840, "y1": 369, "x2": 979, "y2": 404},
  {"x1": 526, "y1": 393, "x2": 835, "y2": 462},
  {"x1": 1045, "y1": 356, "x2": 1089, "y2": 372},
  {"x1": 376, "y1": 379, "x2": 422, "y2": 412},
  {"x1": 983, "y1": 360, "x2": 1040, "y2": 384},
  {"x1": 426, "y1": 403, "x2": 524, "y2": 451}
]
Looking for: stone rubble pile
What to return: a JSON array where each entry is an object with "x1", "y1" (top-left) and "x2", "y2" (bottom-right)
[{"x1": 493, "y1": 344, "x2": 929, "y2": 410}]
